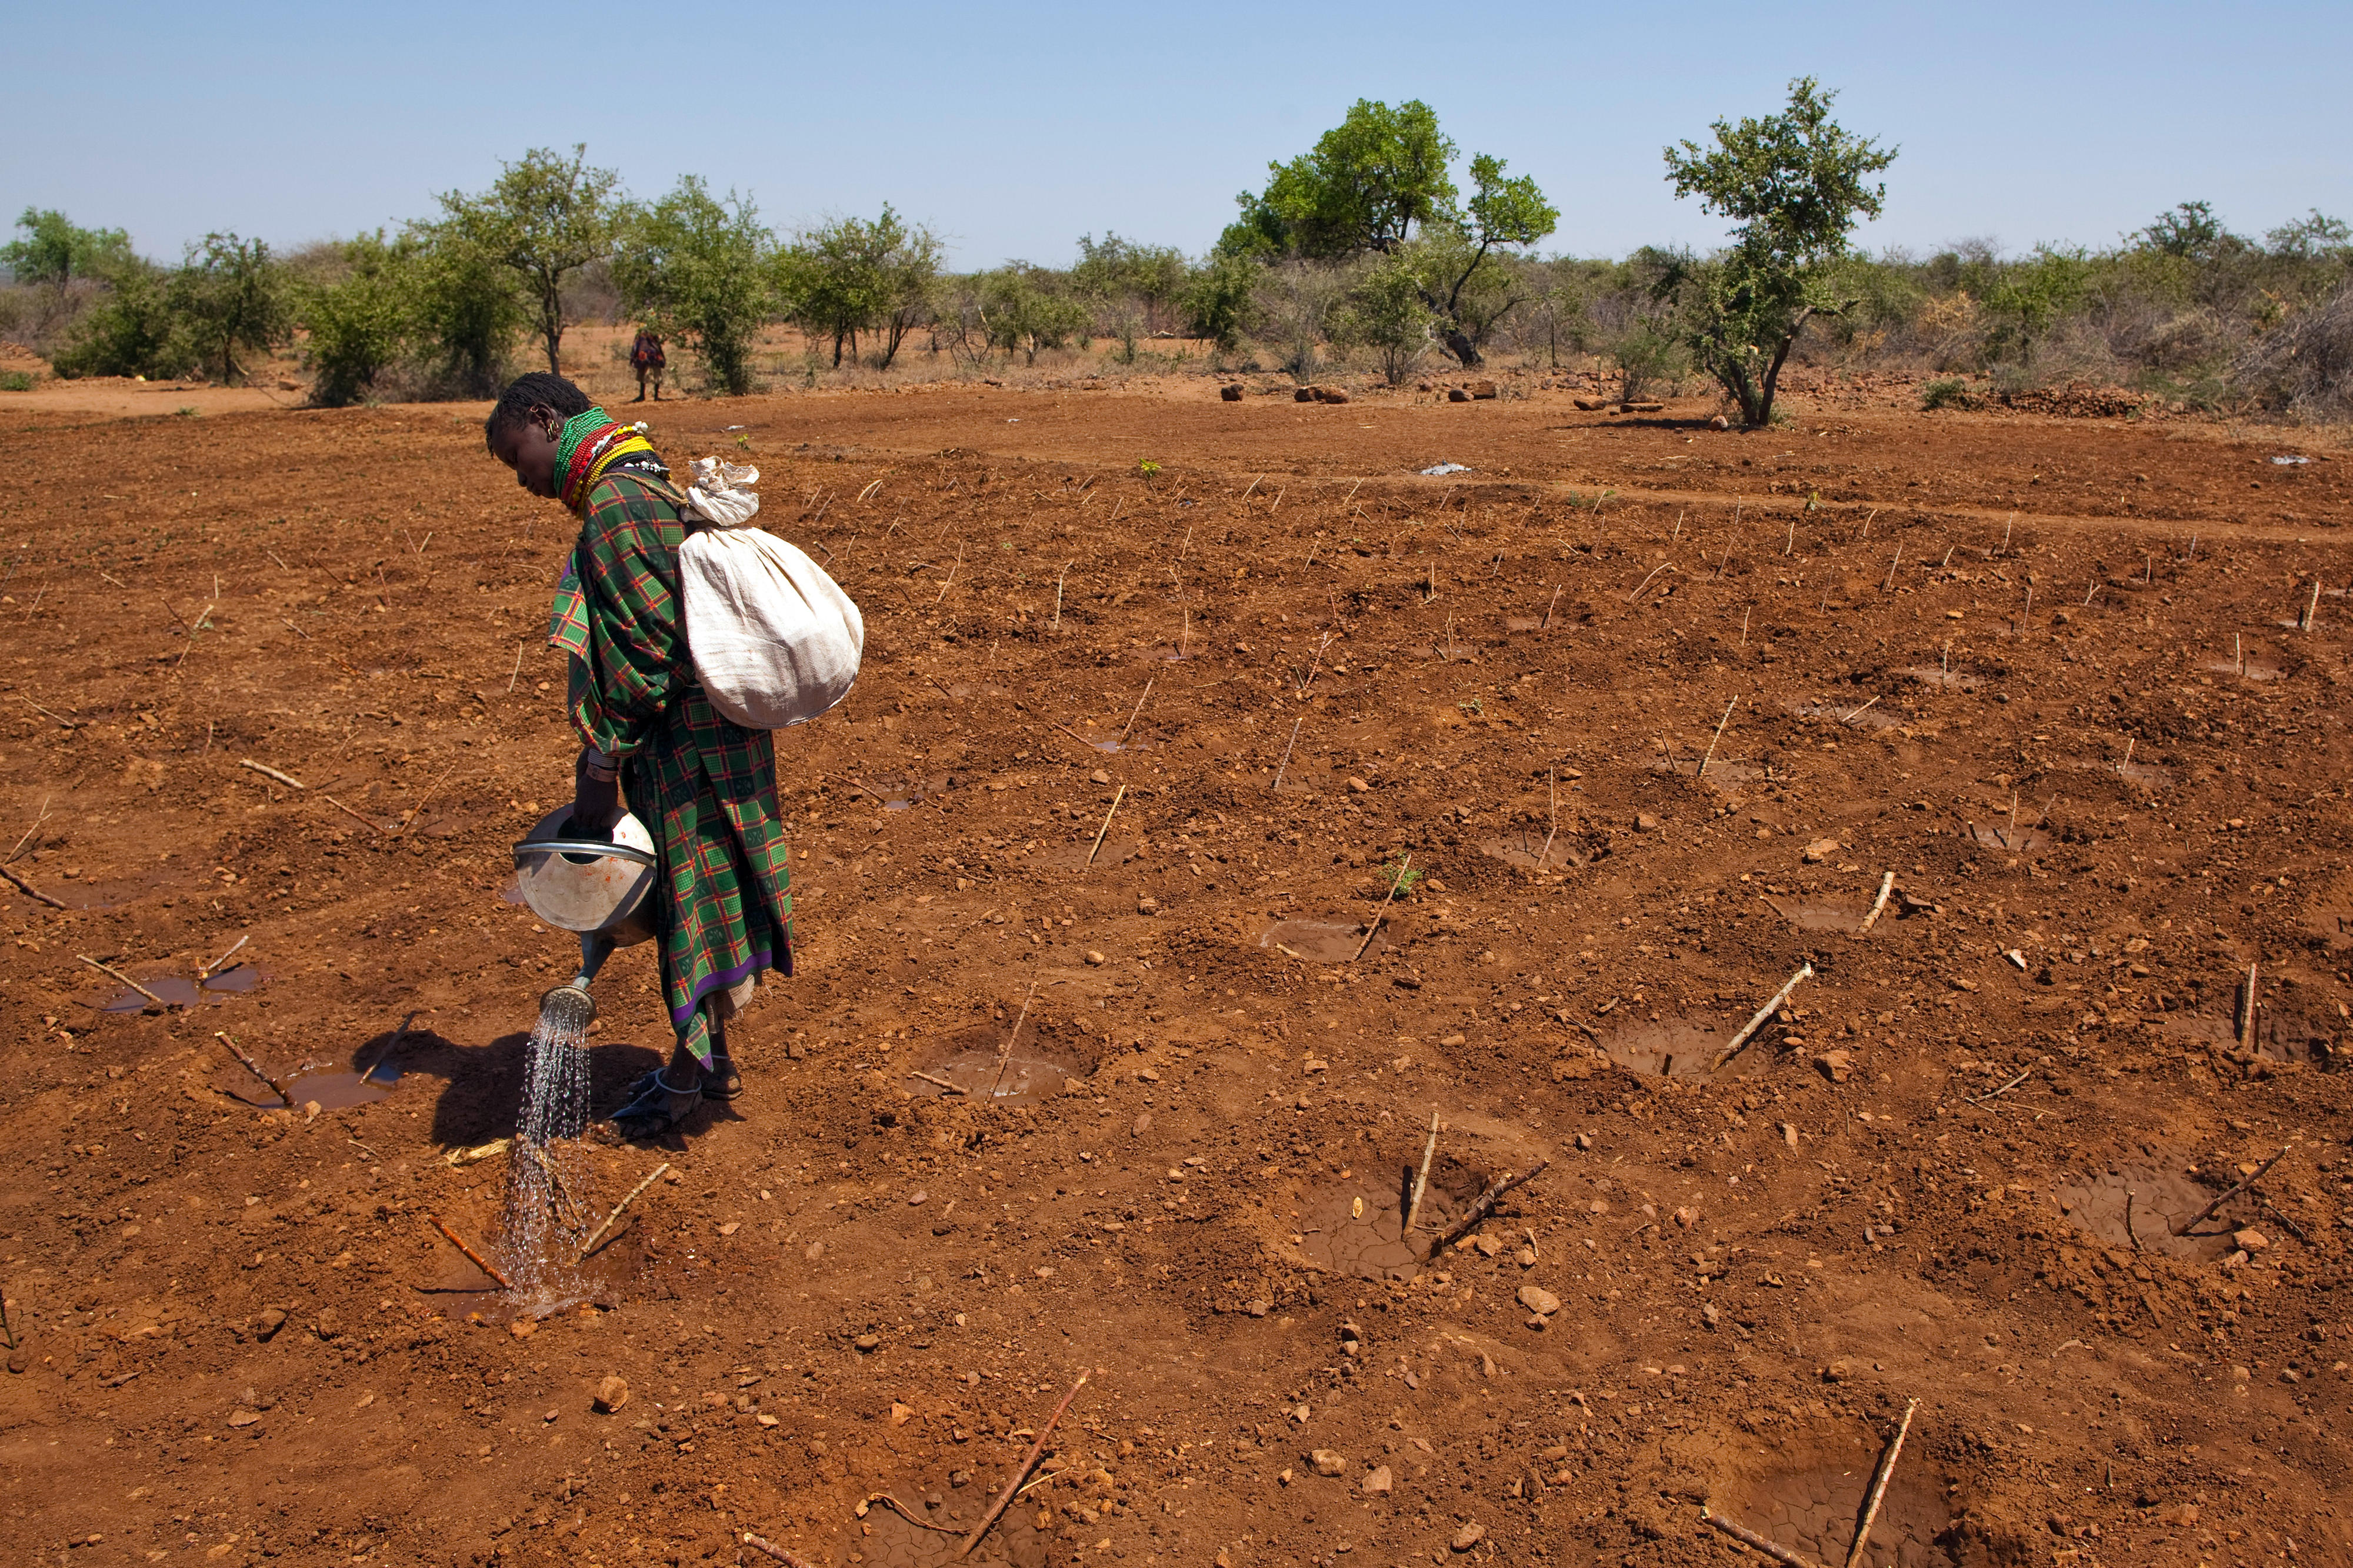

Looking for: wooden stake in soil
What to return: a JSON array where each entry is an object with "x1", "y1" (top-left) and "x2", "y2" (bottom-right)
[
  {"x1": 1352, "y1": 853, "x2": 1412, "y2": 962},
  {"x1": 1085, "y1": 785, "x2": 1126, "y2": 868},
  {"x1": 1841, "y1": 694, "x2": 1881, "y2": 725},
  {"x1": 199, "y1": 935, "x2": 250, "y2": 979},
  {"x1": 322, "y1": 795, "x2": 385, "y2": 835},
  {"x1": 1844, "y1": 1397, "x2": 1919, "y2": 1568},
  {"x1": 579, "y1": 1162, "x2": 670, "y2": 1256},
  {"x1": 742, "y1": 1532, "x2": 820, "y2": 1567},
  {"x1": 1117, "y1": 677, "x2": 1154, "y2": 747},
  {"x1": 1270, "y1": 718, "x2": 1302, "y2": 792},
  {"x1": 0, "y1": 863, "x2": 64, "y2": 908},
  {"x1": 2302, "y1": 578, "x2": 2321, "y2": 632},
  {"x1": 1696, "y1": 698, "x2": 1737, "y2": 779},
  {"x1": 1710, "y1": 963, "x2": 1815, "y2": 1071},
  {"x1": 1539, "y1": 584, "x2": 1562, "y2": 629},
  {"x1": 1701, "y1": 1507, "x2": 1825, "y2": 1568},
  {"x1": 2238, "y1": 960, "x2": 2259, "y2": 1053},
  {"x1": 1424, "y1": 1162, "x2": 1549, "y2": 1259},
  {"x1": 2171, "y1": 1145, "x2": 2288, "y2": 1237},
  {"x1": 932, "y1": 542, "x2": 964, "y2": 606},
  {"x1": 81, "y1": 955, "x2": 172, "y2": 1011},
  {"x1": 1403, "y1": 1111, "x2": 1441, "y2": 1235},
  {"x1": 1536, "y1": 768, "x2": 1560, "y2": 870},
  {"x1": 1859, "y1": 871, "x2": 1896, "y2": 932},
  {"x1": 1052, "y1": 562, "x2": 1073, "y2": 630},
  {"x1": 213, "y1": 1030, "x2": 289, "y2": 1103},
  {"x1": 430, "y1": 1215, "x2": 511, "y2": 1290},
  {"x1": 986, "y1": 978, "x2": 1042, "y2": 1099},
  {"x1": 1882, "y1": 545, "x2": 1901, "y2": 591},
  {"x1": 954, "y1": 1367, "x2": 1091, "y2": 1560}
]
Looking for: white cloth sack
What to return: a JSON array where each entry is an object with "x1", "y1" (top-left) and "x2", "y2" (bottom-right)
[{"x1": 675, "y1": 458, "x2": 864, "y2": 729}]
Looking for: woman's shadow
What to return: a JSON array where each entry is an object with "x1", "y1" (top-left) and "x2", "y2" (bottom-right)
[{"x1": 341, "y1": 1024, "x2": 678, "y2": 1147}]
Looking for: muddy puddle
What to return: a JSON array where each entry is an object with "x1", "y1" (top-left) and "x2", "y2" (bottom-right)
[
  {"x1": 2204, "y1": 657, "x2": 2281, "y2": 682},
  {"x1": 2049, "y1": 1166, "x2": 2251, "y2": 1262},
  {"x1": 1785, "y1": 699, "x2": 1902, "y2": 731},
  {"x1": 1259, "y1": 919, "x2": 1394, "y2": 962},
  {"x1": 95, "y1": 963, "x2": 268, "y2": 1013},
  {"x1": 2162, "y1": 1011, "x2": 2335, "y2": 1067},
  {"x1": 1479, "y1": 836, "x2": 1587, "y2": 871},
  {"x1": 1967, "y1": 823, "x2": 2051, "y2": 852},
  {"x1": 39, "y1": 866, "x2": 202, "y2": 912},
  {"x1": 899, "y1": 1020, "x2": 1095, "y2": 1103},
  {"x1": 1717, "y1": 1436, "x2": 1958, "y2": 1568},
  {"x1": 1648, "y1": 755, "x2": 1761, "y2": 787},
  {"x1": 1764, "y1": 896, "x2": 1872, "y2": 933},
  {"x1": 858, "y1": 1490, "x2": 1049, "y2": 1568},
  {"x1": 217, "y1": 1053, "x2": 400, "y2": 1110},
  {"x1": 1300, "y1": 1158, "x2": 1483, "y2": 1282},
  {"x1": 1598, "y1": 1020, "x2": 1742, "y2": 1080},
  {"x1": 1036, "y1": 835, "x2": 1141, "y2": 869},
  {"x1": 1895, "y1": 663, "x2": 1985, "y2": 691},
  {"x1": 2117, "y1": 760, "x2": 2174, "y2": 789}
]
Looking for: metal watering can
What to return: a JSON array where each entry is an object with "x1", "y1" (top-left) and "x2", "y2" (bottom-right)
[{"x1": 511, "y1": 806, "x2": 658, "y2": 1038}]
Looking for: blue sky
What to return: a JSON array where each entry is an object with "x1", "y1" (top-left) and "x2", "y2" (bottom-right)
[{"x1": 8, "y1": 2, "x2": 2349, "y2": 268}]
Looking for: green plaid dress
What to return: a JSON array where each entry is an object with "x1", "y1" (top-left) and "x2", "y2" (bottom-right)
[{"x1": 549, "y1": 471, "x2": 792, "y2": 1067}]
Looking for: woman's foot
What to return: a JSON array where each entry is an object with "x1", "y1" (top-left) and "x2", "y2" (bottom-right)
[
  {"x1": 705, "y1": 1053, "x2": 744, "y2": 1102},
  {"x1": 605, "y1": 1068, "x2": 703, "y2": 1138}
]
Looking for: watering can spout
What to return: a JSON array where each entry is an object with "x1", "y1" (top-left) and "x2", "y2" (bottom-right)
[{"x1": 538, "y1": 932, "x2": 616, "y2": 1040}]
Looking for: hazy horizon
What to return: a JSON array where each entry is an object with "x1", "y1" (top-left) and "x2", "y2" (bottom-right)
[{"x1": 8, "y1": 1, "x2": 2348, "y2": 272}]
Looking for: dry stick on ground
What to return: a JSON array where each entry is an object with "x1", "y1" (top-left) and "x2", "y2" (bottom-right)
[
  {"x1": 904, "y1": 1069, "x2": 965, "y2": 1095},
  {"x1": 2261, "y1": 1200, "x2": 2312, "y2": 1247},
  {"x1": 1845, "y1": 1398, "x2": 1921, "y2": 1568},
  {"x1": 1352, "y1": 854, "x2": 1412, "y2": 962},
  {"x1": 1085, "y1": 785, "x2": 1126, "y2": 868},
  {"x1": 1536, "y1": 768, "x2": 1561, "y2": 870},
  {"x1": 200, "y1": 934, "x2": 250, "y2": 979},
  {"x1": 239, "y1": 758, "x2": 305, "y2": 790},
  {"x1": 2238, "y1": 961, "x2": 2260, "y2": 1053},
  {"x1": 1403, "y1": 1112, "x2": 1442, "y2": 1235},
  {"x1": 16, "y1": 695, "x2": 78, "y2": 729},
  {"x1": 922, "y1": 670, "x2": 961, "y2": 706},
  {"x1": 2302, "y1": 578, "x2": 2321, "y2": 632},
  {"x1": 213, "y1": 1031, "x2": 289, "y2": 1102},
  {"x1": 1270, "y1": 718, "x2": 1302, "y2": 792},
  {"x1": 506, "y1": 642, "x2": 525, "y2": 694},
  {"x1": 322, "y1": 795, "x2": 385, "y2": 835},
  {"x1": 932, "y1": 542, "x2": 965, "y2": 606},
  {"x1": 985, "y1": 978, "x2": 1044, "y2": 1100},
  {"x1": 2125, "y1": 1190, "x2": 2144, "y2": 1252},
  {"x1": 1116, "y1": 678, "x2": 1154, "y2": 746},
  {"x1": 1539, "y1": 585, "x2": 1563, "y2": 629},
  {"x1": 579, "y1": 1161, "x2": 671, "y2": 1256},
  {"x1": 393, "y1": 768, "x2": 458, "y2": 839},
  {"x1": 1968, "y1": 1069, "x2": 2029, "y2": 1105},
  {"x1": 742, "y1": 1530, "x2": 821, "y2": 1566},
  {"x1": 1739, "y1": 606, "x2": 1752, "y2": 646},
  {"x1": 1626, "y1": 562, "x2": 1675, "y2": 604},
  {"x1": 1697, "y1": 698, "x2": 1738, "y2": 779},
  {"x1": 1841, "y1": 693, "x2": 1881, "y2": 725},
  {"x1": 2172, "y1": 1146, "x2": 2289, "y2": 1237},
  {"x1": 1711, "y1": 963, "x2": 1817, "y2": 1071},
  {"x1": 1239, "y1": 475, "x2": 1264, "y2": 502},
  {"x1": 1425, "y1": 1162, "x2": 1549, "y2": 1259},
  {"x1": 1882, "y1": 545, "x2": 1902, "y2": 591},
  {"x1": 1052, "y1": 562, "x2": 1074, "y2": 630},
  {"x1": 860, "y1": 1494, "x2": 963, "y2": 1534},
  {"x1": 955, "y1": 1368, "x2": 1092, "y2": 1560},
  {"x1": 1, "y1": 865, "x2": 64, "y2": 909},
  {"x1": 1701, "y1": 1508, "x2": 1826, "y2": 1568},
  {"x1": 81, "y1": 955, "x2": 172, "y2": 1010},
  {"x1": 838, "y1": 775, "x2": 891, "y2": 806},
  {"x1": 1859, "y1": 872, "x2": 1897, "y2": 932},
  {"x1": 431, "y1": 1216, "x2": 511, "y2": 1290}
]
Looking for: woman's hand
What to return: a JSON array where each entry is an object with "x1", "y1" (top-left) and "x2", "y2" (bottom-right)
[{"x1": 571, "y1": 746, "x2": 624, "y2": 839}]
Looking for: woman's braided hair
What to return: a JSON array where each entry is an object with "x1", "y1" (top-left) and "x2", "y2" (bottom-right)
[{"x1": 484, "y1": 372, "x2": 592, "y2": 449}]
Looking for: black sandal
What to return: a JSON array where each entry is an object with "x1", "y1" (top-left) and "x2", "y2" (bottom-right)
[{"x1": 605, "y1": 1068, "x2": 704, "y2": 1138}]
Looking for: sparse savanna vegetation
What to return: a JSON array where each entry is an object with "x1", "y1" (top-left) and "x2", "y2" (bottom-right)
[{"x1": 3, "y1": 90, "x2": 2349, "y2": 422}]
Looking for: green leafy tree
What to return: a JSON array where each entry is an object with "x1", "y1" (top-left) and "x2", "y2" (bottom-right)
[
  {"x1": 1225, "y1": 100, "x2": 1555, "y2": 365},
  {"x1": 168, "y1": 233, "x2": 292, "y2": 384},
  {"x1": 51, "y1": 263, "x2": 182, "y2": 379},
  {"x1": 613, "y1": 177, "x2": 775, "y2": 395},
  {"x1": 779, "y1": 206, "x2": 942, "y2": 370},
  {"x1": 2, "y1": 208, "x2": 134, "y2": 285},
  {"x1": 1660, "y1": 77, "x2": 1896, "y2": 426},
  {"x1": 1179, "y1": 253, "x2": 1259, "y2": 352},
  {"x1": 435, "y1": 145, "x2": 627, "y2": 375},
  {"x1": 1074, "y1": 233, "x2": 1189, "y2": 357},
  {"x1": 406, "y1": 224, "x2": 526, "y2": 395},
  {"x1": 1336, "y1": 251, "x2": 1435, "y2": 383},
  {"x1": 299, "y1": 231, "x2": 421, "y2": 405}
]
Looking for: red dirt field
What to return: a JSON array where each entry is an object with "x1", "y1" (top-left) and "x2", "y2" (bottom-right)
[{"x1": 0, "y1": 383, "x2": 2348, "y2": 1568}]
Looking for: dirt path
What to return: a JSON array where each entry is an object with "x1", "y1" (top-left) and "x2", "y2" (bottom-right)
[{"x1": 0, "y1": 385, "x2": 2346, "y2": 1568}]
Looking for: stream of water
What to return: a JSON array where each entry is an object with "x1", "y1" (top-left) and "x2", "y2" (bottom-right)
[{"x1": 502, "y1": 1009, "x2": 591, "y2": 1307}]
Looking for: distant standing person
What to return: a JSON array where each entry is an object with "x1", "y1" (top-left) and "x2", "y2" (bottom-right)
[{"x1": 629, "y1": 328, "x2": 666, "y2": 402}]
